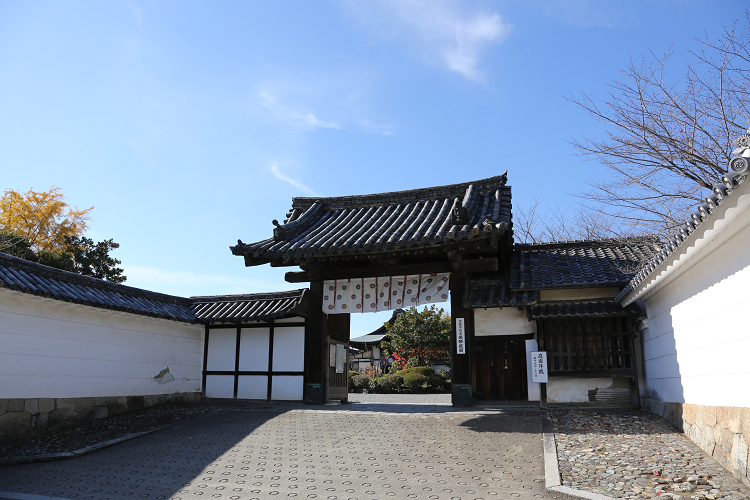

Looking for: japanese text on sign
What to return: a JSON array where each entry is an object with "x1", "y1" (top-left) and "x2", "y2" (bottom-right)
[
  {"x1": 456, "y1": 318, "x2": 466, "y2": 354},
  {"x1": 531, "y1": 351, "x2": 548, "y2": 383}
]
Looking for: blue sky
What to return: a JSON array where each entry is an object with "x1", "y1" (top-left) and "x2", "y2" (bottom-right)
[{"x1": 0, "y1": 1, "x2": 741, "y2": 336}]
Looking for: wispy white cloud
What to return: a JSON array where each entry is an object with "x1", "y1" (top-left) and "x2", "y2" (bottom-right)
[
  {"x1": 256, "y1": 79, "x2": 394, "y2": 136},
  {"x1": 268, "y1": 161, "x2": 320, "y2": 196},
  {"x1": 129, "y1": 4, "x2": 144, "y2": 31},
  {"x1": 259, "y1": 91, "x2": 340, "y2": 131},
  {"x1": 340, "y1": 0, "x2": 511, "y2": 82}
]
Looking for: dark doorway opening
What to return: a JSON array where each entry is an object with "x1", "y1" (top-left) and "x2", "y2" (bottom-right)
[{"x1": 473, "y1": 336, "x2": 530, "y2": 401}]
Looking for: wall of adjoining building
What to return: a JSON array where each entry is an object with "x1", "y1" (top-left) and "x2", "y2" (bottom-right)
[
  {"x1": 637, "y1": 188, "x2": 750, "y2": 487},
  {"x1": 473, "y1": 307, "x2": 536, "y2": 336},
  {"x1": 0, "y1": 288, "x2": 204, "y2": 443}
]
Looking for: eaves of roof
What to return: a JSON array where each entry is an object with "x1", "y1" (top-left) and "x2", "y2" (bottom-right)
[
  {"x1": 191, "y1": 289, "x2": 308, "y2": 324},
  {"x1": 231, "y1": 173, "x2": 512, "y2": 266},
  {"x1": 618, "y1": 169, "x2": 750, "y2": 305},
  {"x1": 528, "y1": 299, "x2": 642, "y2": 320},
  {"x1": 464, "y1": 278, "x2": 538, "y2": 308},
  {"x1": 0, "y1": 251, "x2": 195, "y2": 322},
  {"x1": 0, "y1": 252, "x2": 309, "y2": 324}
]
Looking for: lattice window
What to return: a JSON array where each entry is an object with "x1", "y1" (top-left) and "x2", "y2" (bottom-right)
[{"x1": 537, "y1": 316, "x2": 633, "y2": 374}]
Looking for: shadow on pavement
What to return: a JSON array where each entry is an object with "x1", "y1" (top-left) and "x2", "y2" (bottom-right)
[{"x1": 0, "y1": 408, "x2": 287, "y2": 500}]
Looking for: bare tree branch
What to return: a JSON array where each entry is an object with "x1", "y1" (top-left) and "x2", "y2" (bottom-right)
[{"x1": 565, "y1": 14, "x2": 750, "y2": 234}]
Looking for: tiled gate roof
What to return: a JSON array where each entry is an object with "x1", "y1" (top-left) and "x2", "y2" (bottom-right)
[
  {"x1": 232, "y1": 173, "x2": 512, "y2": 266},
  {"x1": 512, "y1": 239, "x2": 661, "y2": 290}
]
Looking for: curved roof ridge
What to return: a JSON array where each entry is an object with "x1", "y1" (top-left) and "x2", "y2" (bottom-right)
[
  {"x1": 515, "y1": 235, "x2": 661, "y2": 250},
  {"x1": 291, "y1": 172, "x2": 508, "y2": 210},
  {"x1": 616, "y1": 160, "x2": 749, "y2": 304},
  {"x1": 191, "y1": 289, "x2": 306, "y2": 302}
]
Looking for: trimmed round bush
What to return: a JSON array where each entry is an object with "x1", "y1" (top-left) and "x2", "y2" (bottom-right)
[
  {"x1": 369, "y1": 377, "x2": 381, "y2": 392},
  {"x1": 377, "y1": 373, "x2": 403, "y2": 392},
  {"x1": 396, "y1": 366, "x2": 435, "y2": 378},
  {"x1": 348, "y1": 371, "x2": 361, "y2": 390},
  {"x1": 402, "y1": 372, "x2": 429, "y2": 389},
  {"x1": 427, "y1": 375, "x2": 444, "y2": 390},
  {"x1": 352, "y1": 374, "x2": 371, "y2": 391}
]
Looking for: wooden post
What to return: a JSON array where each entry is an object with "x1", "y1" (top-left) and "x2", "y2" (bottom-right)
[
  {"x1": 539, "y1": 382, "x2": 547, "y2": 409},
  {"x1": 304, "y1": 280, "x2": 326, "y2": 404},
  {"x1": 450, "y1": 273, "x2": 473, "y2": 407}
]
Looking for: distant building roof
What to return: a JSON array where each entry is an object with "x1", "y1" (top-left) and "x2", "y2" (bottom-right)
[
  {"x1": 0, "y1": 252, "x2": 307, "y2": 324},
  {"x1": 349, "y1": 308, "x2": 403, "y2": 346},
  {"x1": 232, "y1": 173, "x2": 512, "y2": 267},
  {"x1": 512, "y1": 239, "x2": 661, "y2": 290},
  {"x1": 349, "y1": 333, "x2": 388, "y2": 345}
]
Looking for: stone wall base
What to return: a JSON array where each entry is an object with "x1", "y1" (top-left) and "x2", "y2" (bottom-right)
[
  {"x1": 0, "y1": 392, "x2": 202, "y2": 444},
  {"x1": 641, "y1": 397, "x2": 750, "y2": 488}
]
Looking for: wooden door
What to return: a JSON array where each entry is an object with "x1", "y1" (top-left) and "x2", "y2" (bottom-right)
[{"x1": 473, "y1": 338, "x2": 528, "y2": 401}]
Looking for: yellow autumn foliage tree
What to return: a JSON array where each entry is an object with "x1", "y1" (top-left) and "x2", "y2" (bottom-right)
[{"x1": 0, "y1": 187, "x2": 93, "y2": 253}]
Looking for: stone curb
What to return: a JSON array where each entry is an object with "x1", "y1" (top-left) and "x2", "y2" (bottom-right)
[
  {"x1": 542, "y1": 412, "x2": 618, "y2": 500},
  {"x1": 0, "y1": 426, "x2": 167, "y2": 466}
]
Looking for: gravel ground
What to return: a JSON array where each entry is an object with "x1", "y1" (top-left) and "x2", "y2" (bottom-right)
[
  {"x1": 551, "y1": 409, "x2": 750, "y2": 500},
  {"x1": 0, "y1": 403, "x2": 237, "y2": 464}
]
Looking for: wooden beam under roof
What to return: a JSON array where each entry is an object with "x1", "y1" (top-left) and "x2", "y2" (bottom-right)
[{"x1": 285, "y1": 258, "x2": 498, "y2": 283}]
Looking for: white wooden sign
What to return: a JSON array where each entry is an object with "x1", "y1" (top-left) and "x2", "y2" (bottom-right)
[
  {"x1": 531, "y1": 351, "x2": 548, "y2": 383},
  {"x1": 335, "y1": 344, "x2": 346, "y2": 374},
  {"x1": 456, "y1": 318, "x2": 466, "y2": 354}
]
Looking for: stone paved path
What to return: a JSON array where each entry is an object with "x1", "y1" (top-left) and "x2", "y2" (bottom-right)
[
  {"x1": 0, "y1": 404, "x2": 549, "y2": 500},
  {"x1": 551, "y1": 409, "x2": 750, "y2": 500}
]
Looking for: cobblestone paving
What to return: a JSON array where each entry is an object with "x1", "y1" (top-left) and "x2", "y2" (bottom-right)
[
  {"x1": 0, "y1": 405, "x2": 548, "y2": 500},
  {"x1": 551, "y1": 409, "x2": 750, "y2": 500}
]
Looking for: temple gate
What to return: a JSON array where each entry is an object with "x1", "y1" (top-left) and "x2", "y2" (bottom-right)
[{"x1": 231, "y1": 173, "x2": 513, "y2": 406}]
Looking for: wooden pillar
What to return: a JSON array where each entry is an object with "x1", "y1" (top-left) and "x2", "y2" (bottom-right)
[
  {"x1": 304, "y1": 280, "x2": 326, "y2": 404},
  {"x1": 450, "y1": 273, "x2": 473, "y2": 407}
]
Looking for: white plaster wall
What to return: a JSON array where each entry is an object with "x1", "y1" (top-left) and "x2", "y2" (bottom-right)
[
  {"x1": 641, "y1": 213, "x2": 750, "y2": 407},
  {"x1": 547, "y1": 377, "x2": 614, "y2": 403},
  {"x1": 474, "y1": 307, "x2": 536, "y2": 336},
  {"x1": 0, "y1": 288, "x2": 204, "y2": 399}
]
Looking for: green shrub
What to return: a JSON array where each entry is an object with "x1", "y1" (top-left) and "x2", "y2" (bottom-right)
[
  {"x1": 369, "y1": 377, "x2": 381, "y2": 392},
  {"x1": 427, "y1": 375, "x2": 444, "y2": 390},
  {"x1": 396, "y1": 366, "x2": 435, "y2": 378},
  {"x1": 348, "y1": 371, "x2": 361, "y2": 390},
  {"x1": 377, "y1": 373, "x2": 403, "y2": 392},
  {"x1": 437, "y1": 369, "x2": 451, "y2": 380},
  {"x1": 351, "y1": 374, "x2": 371, "y2": 391},
  {"x1": 402, "y1": 372, "x2": 429, "y2": 389}
]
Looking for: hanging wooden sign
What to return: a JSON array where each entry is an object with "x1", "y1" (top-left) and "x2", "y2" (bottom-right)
[{"x1": 456, "y1": 318, "x2": 466, "y2": 354}]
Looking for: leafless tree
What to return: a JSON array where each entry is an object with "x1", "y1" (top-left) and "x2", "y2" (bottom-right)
[
  {"x1": 567, "y1": 13, "x2": 750, "y2": 234},
  {"x1": 513, "y1": 198, "x2": 641, "y2": 244}
]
